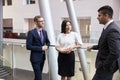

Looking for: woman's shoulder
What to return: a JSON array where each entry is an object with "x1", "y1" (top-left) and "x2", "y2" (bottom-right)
[
  {"x1": 58, "y1": 33, "x2": 64, "y2": 35},
  {"x1": 70, "y1": 31, "x2": 78, "y2": 35},
  {"x1": 57, "y1": 33, "x2": 64, "y2": 37}
]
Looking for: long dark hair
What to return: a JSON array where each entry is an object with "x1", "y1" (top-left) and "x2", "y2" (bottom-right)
[{"x1": 61, "y1": 20, "x2": 71, "y2": 33}]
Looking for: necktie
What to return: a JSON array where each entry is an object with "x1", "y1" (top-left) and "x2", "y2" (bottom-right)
[
  {"x1": 40, "y1": 30, "x2": 44, "y2": 45},
  {"x1": 101, "y1": 28, "x2": 105, "y2": 35},
  {"x1": 102, "y1": 28, "x2": 105, "y2": 32}
]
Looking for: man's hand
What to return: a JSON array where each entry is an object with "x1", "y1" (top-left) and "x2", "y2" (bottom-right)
[
  {"x1": 42, "y1": 45, "x2": 48, "y2": 51},
  {"x1": 87, "y1": 46, "x2": 93, "y2": 51}
]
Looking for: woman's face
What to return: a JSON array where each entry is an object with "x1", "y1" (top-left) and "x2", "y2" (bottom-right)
[{"x1": 65, "y1": 22, "x2": 72, "y2": 33}]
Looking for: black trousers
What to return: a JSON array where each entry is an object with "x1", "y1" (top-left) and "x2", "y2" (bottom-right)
[
  {"x1": 92, "y1": 61, "x2": 118, "y2": 80},
  {"x1": 31, "y1": 55, "x2": 45, "y2": 80}
]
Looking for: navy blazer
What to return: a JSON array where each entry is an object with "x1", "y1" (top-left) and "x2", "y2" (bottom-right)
[
  {"x1": 92, "y1": 22, "x2": 120, "y2": 71},
  {"x1": 26, "y1": 28, "x2": 50, "y2": 62}
]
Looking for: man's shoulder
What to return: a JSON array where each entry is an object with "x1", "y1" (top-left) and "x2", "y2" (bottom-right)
[
  {"x1": 110, "y1": 22, "x2": 119, "y2": 27},
  {"x1": 42, "y1": 29, "x2": 47, "y2": 32},
  {"x1": 29, "y1": 28, "x2": 36, "y2": 32},
  {"x1": 27, "y1": 28, "x2": 36, "y2": 35},
  {"x1": 42, "y1": 29, "x2": 48, "y2": 34},
  {"x1": 107, "y1": 22, "x2": 120, "y2": 30}
]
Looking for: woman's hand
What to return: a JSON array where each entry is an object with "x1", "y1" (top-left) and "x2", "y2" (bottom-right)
[{"x1": 64, "y1": 47, "x2": 73, "y2": 54}]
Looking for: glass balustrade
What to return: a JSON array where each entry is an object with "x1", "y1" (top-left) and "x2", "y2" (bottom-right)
[{"x1": 1, "y1": 42, "x2": 120, "y2": 80}]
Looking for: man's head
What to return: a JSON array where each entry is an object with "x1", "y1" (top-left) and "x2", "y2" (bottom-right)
[
  {"x1": 97, "y1": 5, "x2": 113, "y2": 25},
  {"x1": 34, "y1": 15, "x2": 44, "y2": 28}
]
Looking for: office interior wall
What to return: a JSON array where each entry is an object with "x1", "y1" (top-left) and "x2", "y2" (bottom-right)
[
  {"x1": 3, "y1": 0, "x2": 120, "y2": 36},
  {"x1": 2, "y1": 0, "x2": 120, "y2": 73}
]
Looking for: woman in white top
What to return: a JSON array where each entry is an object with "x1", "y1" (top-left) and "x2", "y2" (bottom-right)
[{"x1": 55, "y1": 20, "x2": 82, "y2": 80}]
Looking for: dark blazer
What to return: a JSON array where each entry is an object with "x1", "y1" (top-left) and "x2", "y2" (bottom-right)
[
  {"x1": 26, "y1": 28, "x2": 50, "y2": 62},
  {"x1": 92, "y1": 22, "x2": 120, "y2": 71}
]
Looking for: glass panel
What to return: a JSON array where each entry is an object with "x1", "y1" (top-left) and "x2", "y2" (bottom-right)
[
  {"x1": 2, "y1": 43, "x2": 13, "y2": 80},
  {"x1": 2, "y1": 42, "x2": 120, "y2": 80},
  {"x1": 2, "y1": 42, "x2": 50, "y2": 80}
]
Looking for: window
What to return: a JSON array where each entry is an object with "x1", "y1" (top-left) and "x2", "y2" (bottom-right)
[
  {"x1": 2, "y1": 0, "x2": 12, "y2": 6},
  {"x1": 24, "y1": 18, "x2": 35, "y2": 30},
  {"x1": 62, "y1": 0, "x2": 76, "y2": 1},
  {"x1": 7, "y1": 0, "x2": 12, "y2": 5},
  {"x1": 2, "y1": 0, "x2": 5, "y2": 6},
  {"x1": 62, "y1": 17, "x2": 91, "y2": 43},
  {"x1": 78, "y1": 18, "x2": 91, "y2": 43},
  {"x1": 3, "y1": 19, "x2": 13, "y2": 32},
  {"x1": 26, "y1": 0, "x2": 35, "y2": 4}
]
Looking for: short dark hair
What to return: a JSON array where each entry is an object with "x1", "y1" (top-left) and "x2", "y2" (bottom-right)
[
  {"x1": 98, "y1": 5, "x2": 113, "y2": 18},
  {"x1": 34, "y1": 15, "x2": 42, "y2": 22},
  {"x1": 61, "y1": 20, "x2": 71, "y2": 33}
]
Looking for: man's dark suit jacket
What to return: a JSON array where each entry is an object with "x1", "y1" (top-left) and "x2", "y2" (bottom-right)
[
  {"x1": 26, "y1": 28, "x2": 50, "y2": 62},
  {"x1": 92, "y1": 22, "x2": 120, "y2": 72}
]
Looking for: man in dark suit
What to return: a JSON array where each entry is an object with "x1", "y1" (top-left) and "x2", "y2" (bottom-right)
[
  {"x1": 26, "y1": 15, "x2": 50, "y2": 80},
  {"x1": 87, "y1": 5, "x2": 120, "y2": 80}
]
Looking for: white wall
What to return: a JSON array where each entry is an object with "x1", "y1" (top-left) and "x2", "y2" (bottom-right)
[
  {"x1": 49, "y1": 0, "x2": 120, "y2": 40},
  {"x1": 3, "y1": 0, "x2": 40, "y2": 33},
  {"x1": 3, "y1": 0, "x2": 120, "y2": 35}
]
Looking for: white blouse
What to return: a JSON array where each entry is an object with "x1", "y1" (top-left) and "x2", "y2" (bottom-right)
[{"x1": 56, "y1": 31, "x2": 82, "y2": 50}]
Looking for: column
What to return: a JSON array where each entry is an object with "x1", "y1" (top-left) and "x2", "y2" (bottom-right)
[
  {"x1": 0, "y1": 0, "x2": 3, "y2": 55},
  {"x1": 38, "y1": 0, "x2": 60, "y2": 80},
  {"x1": 65, "y1": 0, "x2": 89, "y2": 80}
]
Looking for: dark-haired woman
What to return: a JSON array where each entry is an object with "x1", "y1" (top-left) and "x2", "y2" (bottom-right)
[{"x1": 55, "y1": 20, "x2": 82, "y2": 80}]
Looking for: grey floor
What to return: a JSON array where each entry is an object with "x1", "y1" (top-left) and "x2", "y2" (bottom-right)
[
  {"x1": 2, "y1": 68, "x2": 49, "y2": 80},
  {"x1": 2, "y1": 65, "x2": 120, "y2": 80}
]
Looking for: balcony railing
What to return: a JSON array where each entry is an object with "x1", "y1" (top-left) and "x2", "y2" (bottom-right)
[{"x1": 0, "y1": 40, "x2": 120, "y2": 80}]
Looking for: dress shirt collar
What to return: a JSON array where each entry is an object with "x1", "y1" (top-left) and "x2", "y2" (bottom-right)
[
  {"x1": 36, "y1": 27, "x2": 43, "y2": 31},
  {"x1": 104, "y1": 19, "x2": 113, "y2": 30}
]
